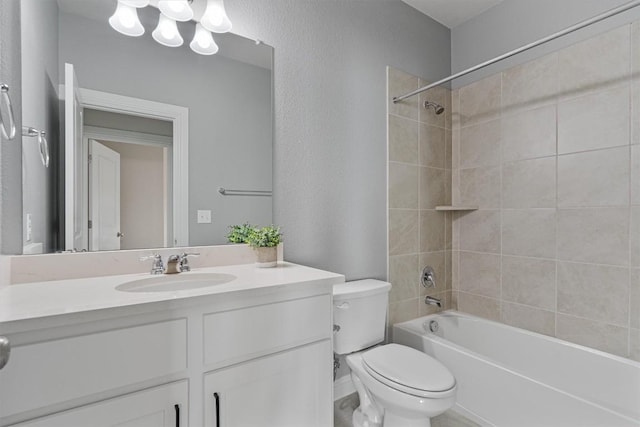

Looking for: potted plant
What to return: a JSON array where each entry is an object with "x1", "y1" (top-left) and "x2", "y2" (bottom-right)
[
  {"x1": 246, "y1": 225, "x2": 282, "y2": 268},
  {"x1": 226, "y1": 223, "x2": 254, "y2": 244}
]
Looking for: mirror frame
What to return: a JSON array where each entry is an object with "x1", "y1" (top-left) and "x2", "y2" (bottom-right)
[{"x1": 66, "y1": 87, "x2": 189, "y2": 249}]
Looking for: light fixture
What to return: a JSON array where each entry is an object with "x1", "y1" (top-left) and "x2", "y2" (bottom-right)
[
  {"x1": 152, "y1": 14, "x2": 184, "y2": 47},
  {"x1": 158, "y1": 0, "x2": 194, "y2": 22},
  {"x1": 190, "y1": 23, "x2": 219, "y2": 55},
  {"x1": 109, "y1": 0, "x2": 145, "y2": 37},
  {"x1": 120, "y1": 0, "x2": 149, "y2": 7},
  {"x1": 201, "y1": 0, "x2": 232, "y2": 33}
]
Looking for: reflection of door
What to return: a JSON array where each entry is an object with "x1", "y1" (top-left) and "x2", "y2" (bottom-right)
[
  {"x1": 89, "y1": 140, "x2": 121, "y2": 251},
  {"x1": 64, "y1": 63, "x2": 87, "y2": 251}
]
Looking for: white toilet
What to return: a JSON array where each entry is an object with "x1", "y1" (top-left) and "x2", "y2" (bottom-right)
[{"x1": 333, "y1": 280, "x2": 456, "y2": 427}]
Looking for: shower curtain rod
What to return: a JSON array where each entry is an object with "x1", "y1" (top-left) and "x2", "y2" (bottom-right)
[{"x1": 393, "y1": 0, "x2": 640, "y2": 104}]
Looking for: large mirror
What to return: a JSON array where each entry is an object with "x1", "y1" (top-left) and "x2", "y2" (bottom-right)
[{"x1": 21, "y1": 0, "x2": 273, "y2": 254}]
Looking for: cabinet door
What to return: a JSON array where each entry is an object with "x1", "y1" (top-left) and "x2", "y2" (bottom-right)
[
  {"x1": 12, "y1": 381, "x2": 188, "y2": 427},
  {"x1": 204, "y1": 340, "x2": 332, "y2": 427}
]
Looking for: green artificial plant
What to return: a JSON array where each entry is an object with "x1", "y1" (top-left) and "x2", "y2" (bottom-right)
[
  {"x1": 246, "y1": 225, "x2": 282, "y2": 248},
  {"x1": 226, "y1": 223, "x2": 255, "y2": 244}
]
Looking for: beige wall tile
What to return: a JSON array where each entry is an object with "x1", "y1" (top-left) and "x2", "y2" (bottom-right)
[
  {"x1": 557, "y1": 261, "x2": 629, "y2": 326},
  {"x1": 389, "y1": 209, "x2": 418, "y2": 256},
  {"x1": 502, "y1": 157, "x2": 556, "y2": 208},
  {"x1": 389, "y1": 67, "x2": 419, "y2": 119},
  {"x1": 445, "y1": 249, "x2": 452, "y2": 289},
  {"x1": 631, "y1": 207, "x2": 640, "y2": 267},
  {"x1": 389, "y1": 254, "x2": 419, "y2": 303},
  {"x1": 419, "y1": 251, "x2": 447, "y2": 296},
  {"x1": 419, "y1": 82, "x2": 447, "y2": 128},
  {"x1": 630, "y1": 328, "x2": 640, "y2": 362},
  {"x1": 445, "y1": 130, "x2": 453, "y2": 169},
  {"x1": 389, "y1": 298, "x2": 419, "y2": 326},
  {"x1": 420, "y1": 167, "x2": 446, "y2": 209},
  {"x1": 632, "y1": 145, "x2": 640, "y2": 204},
  {"x1": 502, "y1": 53, "x2": 558, "y2": 114},
  {"x1": 389, "y1": 115, "x2": 419, "y2": 164},
  {"x1": 389, "y1": 162, "x2": 418, "y2": 209},
  {"x1": 459, "y1": 119, "x2": 501, "y2": 169},
  {"x1": 501, "y1": 302, "x2": 556, "y2": 337},
  {"x1": 632, "y1": 20, "x2": 640, "y2": 73},
  {"x1": 459, "y1": 166, "x2": 501, "y2": 208},
  {"x1": 502, "y1": 209, "x2": 556, "y2": 259},
  {"x1": 556, "y1": 314, "x2": 629, "y2": 358},
  {"x1": 420, "y1": 210, "x2": 445, "y2": 252},
  {"x1": 458, "y1": 210, "x2": 501, "y2": 253},
  {"x1": 502, "y1": 105, "x2": 557, "y2": 163},
  {"x1": 558, "y1": 86, "x2": 630, "y2": 154},
  {"x1": 631, "y1": 269, "x2": 640, "y2": 329},
  {"x1": 457, "y1": 292, "x2": 501, "y2": 321},
  {"x1": 557, "y1": 208, "x2": 629, "y2": 266},
  {"x1": 558, "y1": 147, "x2": 629, "y2": 208},
  {"x1": 458, "y1": 251, "x2": 501, "y2": 298},
  {"x1": 459, "y1": 73, "x2": 501, "y2": 126},
  {"x1": 445, "y1": 210, "x2": 452, "y2": 250},
  {"x1": 557, "y1": 25, "x2": 630, "y2": 99},
  {"x1": 502, "y1": 256, "x2": 556, "y2": 310},
  {"x1": 419, "y1": 124, "x2": 446, "y2": 168}
]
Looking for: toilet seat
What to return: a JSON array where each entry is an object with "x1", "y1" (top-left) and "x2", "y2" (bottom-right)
[{"x1": 362, "y1": 344, "x2": 456, "y2": 399}]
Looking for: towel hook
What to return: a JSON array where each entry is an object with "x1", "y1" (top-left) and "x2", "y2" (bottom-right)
[
  {"x1": 0, "y1": 84, "x2": 16, "y2": 140},
  {"x1": 22, "y1": 126, "x2": 50, "y2": 168}
]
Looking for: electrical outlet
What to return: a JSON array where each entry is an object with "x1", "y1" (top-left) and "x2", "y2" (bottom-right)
[{"x1": 197, "y1": 210, "x2": 212, "y2": 224}]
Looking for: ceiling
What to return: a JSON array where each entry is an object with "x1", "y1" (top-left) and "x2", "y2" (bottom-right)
[{"x1": 401, "y1": 0, "x2": 505, "y2": 28}]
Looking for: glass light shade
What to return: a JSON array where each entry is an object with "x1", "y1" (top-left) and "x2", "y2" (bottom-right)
[
  {"x1": 190, "y1": 23, "x2": 219, "y2": 55},
  {"x1": 109, "y1": 1, "x2": 145, "y2": 37},
  {"x1": 152, "y1": 14, "x2": 184, "y2": 47},
  {"x1": 158, "y1": 0, "x2": 194, "y2": 22},
  {"x1": 201, "y1": 0, "x2": 232, "y2": 33},
  {"x1": 120, "y1": 0, "x2": 149, "y2": 7}
]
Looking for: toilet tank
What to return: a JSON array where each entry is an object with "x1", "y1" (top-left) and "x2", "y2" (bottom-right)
[{"x1": 333, "y1": 279, "x2": 391, "y2": 355}]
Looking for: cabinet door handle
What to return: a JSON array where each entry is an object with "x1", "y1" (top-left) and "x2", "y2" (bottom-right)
[
  {"x1": 0, "y1": 336, "x2": 10, "y2": 370},
  {"x1": 213, "y1": 392, "x2": 221, "y2": 426},
  {"x1": 174, "y1": 404, "x2": 180, "y2": 427}
]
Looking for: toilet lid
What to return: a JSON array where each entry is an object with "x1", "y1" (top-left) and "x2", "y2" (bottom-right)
[{"x1": 362, "y1": 344, "x2": 455, "y2": 396}]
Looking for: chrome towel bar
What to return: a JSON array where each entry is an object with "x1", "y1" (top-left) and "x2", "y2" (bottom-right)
[
  {"x1": 218, "y1": 187, "x2": 272, "y2": 197},
  {"x1": 22, "y1": 126, "x2": 50, "y2": 167}
]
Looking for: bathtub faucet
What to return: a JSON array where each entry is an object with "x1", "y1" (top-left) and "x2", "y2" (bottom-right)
[{"x1": 425, "y1": 296, "x2": 442, "y2": 308}]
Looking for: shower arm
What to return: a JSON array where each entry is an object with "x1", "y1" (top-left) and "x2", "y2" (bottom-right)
[{"x1": 393, "y1": 0, "x2": 640, "y2": 104}]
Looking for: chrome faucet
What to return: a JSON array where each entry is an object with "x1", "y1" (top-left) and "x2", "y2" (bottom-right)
[
  {"x1": 140, "y1": 254, "x2": 164, "y2": 275},
  {"x1": 425, "y1": 296, "x2": 442, "y2": 308},
  {"x1": 178, "y1": 252, "x2": 200, "y2": 272}
]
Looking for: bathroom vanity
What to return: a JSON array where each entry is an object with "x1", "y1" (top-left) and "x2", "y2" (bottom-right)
[{"x1": 0, "y1": 262, "x2": 343, "y2": 426}]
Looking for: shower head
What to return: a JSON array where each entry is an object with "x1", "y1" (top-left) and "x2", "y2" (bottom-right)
[{"x1": 424, "y1": 101, "x2": 445, "y2": 115}]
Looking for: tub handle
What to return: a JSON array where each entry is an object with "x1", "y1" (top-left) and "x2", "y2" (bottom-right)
[{"x1": 335, "y1": 302, "x2": 350, "y2": 310}]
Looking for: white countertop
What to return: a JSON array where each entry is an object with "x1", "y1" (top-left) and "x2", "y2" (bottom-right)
[{"x1": 0, "y1": 262, "x2": 344, "y2": 326}]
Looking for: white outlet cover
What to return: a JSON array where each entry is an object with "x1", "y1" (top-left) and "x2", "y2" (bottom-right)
[{"x1": 197, "y1": 210, "x2": 212, "y2": 224}]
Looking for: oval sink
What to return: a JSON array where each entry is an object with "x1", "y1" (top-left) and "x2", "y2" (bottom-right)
[{"x1": 116, "y1": 273, "x2": 237, "y2": 293}]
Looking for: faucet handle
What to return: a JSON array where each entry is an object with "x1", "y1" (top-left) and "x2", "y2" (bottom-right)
[
  {"x1": 179, "y1": 252, "x2": 200, "y2": 272},
  {"x1": 140, "y1": 254, "x2": 164, "y2": 275}
]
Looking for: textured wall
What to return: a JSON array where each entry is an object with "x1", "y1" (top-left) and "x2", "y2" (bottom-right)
[
  {"x1": 0, "y1": 0, "x2": 22, "y2": 255},
  {"x1": 451, "y1": 23, "x2": 640, "y2": 361},
  {"x1": 228, "y1": 0, "x2": 451, "y2": 279},
  {"x1": 451, "y1": 0, "x2": 640, "y2": 87}
]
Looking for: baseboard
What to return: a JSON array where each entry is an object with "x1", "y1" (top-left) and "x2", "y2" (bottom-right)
[{"x1": 334, "y1": 374, "x2": 355, "y2": 401}]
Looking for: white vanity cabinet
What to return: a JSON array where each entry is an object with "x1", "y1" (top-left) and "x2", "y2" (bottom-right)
[{"x1": 0, "y1": 265, "x2": 339, "y2": 427}]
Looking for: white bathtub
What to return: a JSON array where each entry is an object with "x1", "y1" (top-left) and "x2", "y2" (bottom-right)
[{"x1": 393, "y1": 311, "x2": 640, "y2": 427}]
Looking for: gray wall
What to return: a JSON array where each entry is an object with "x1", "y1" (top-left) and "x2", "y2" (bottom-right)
[
  {"x1": 58, "y1": 11, "x2": 272, "y2": 247},
  {"x1": 451, "y1": 0, "x2": 640, "y2": 87},
  {"x1": 228, "y1": 0, "x2": 451, "y2": 279},
  {"x1": 21, "y1": 0, "x2": 59, "y2": 253},
  {"x1": 0, "y1": 0, "x2": 22, "y2": 255}
]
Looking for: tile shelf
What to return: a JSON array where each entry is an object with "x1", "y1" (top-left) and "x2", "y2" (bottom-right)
[{"x1": 435, "y1": 206, "x2": 479, "y2": 211}]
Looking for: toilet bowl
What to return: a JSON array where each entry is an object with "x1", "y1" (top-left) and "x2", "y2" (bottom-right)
[
  {"x1": 346, "y1": 344, "x2": 456, "y2": 427},
  {"x1": 332, "y1": 280, "x2": 456, "y2": 427}
]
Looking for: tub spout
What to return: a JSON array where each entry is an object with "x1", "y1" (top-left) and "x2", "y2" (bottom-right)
[{"x1": 425, "y1": 296, "x2": 442, "y2": 308}]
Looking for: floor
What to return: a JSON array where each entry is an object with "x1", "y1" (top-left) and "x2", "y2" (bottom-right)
[{"x1": 334, "y1": 393, "x2": 481, "y2": 427}]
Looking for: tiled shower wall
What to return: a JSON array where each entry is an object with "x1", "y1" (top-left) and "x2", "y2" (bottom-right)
[
  {"x1": 451, "y1": 23, "x2": 640, "y2": 361},
  {"x1": 387, "y1": 67, "x2": 452, "y2": 327}
]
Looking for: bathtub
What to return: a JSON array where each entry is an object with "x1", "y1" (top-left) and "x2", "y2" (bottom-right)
[{"x1": 393, "y1": 311, "x2": 640, "y2": 427}]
